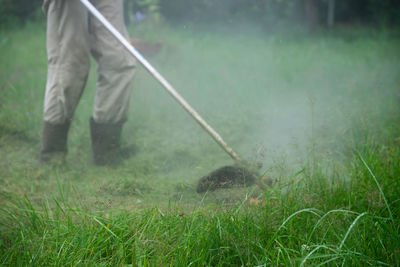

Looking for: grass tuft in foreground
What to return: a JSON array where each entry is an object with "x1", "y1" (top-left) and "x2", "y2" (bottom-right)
[{"x1": 1, "y1": 141, "x2": 399, "y2": 265}]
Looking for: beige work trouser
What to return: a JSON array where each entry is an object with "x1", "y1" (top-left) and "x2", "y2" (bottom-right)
[{"x1": 43, "y1": 0, "x2": 136, "y2": 125}]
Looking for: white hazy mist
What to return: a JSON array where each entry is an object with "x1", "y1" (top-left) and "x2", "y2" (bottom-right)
[{"x1": 127, "y1": 23, "x2": 399, "y2": 177}]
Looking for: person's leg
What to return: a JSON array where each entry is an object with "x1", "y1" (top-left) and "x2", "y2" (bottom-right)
[
  {"x1": 40, "y1": 0, "x2": 91, "y2": 163},
  {"x1": 89, "y1": 0, "x2": 136, "y2": 165}
]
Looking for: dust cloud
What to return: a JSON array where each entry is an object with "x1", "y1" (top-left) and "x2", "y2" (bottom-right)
[{"x1": 127, "y1": 19, "x2": 398, "y2": 180}]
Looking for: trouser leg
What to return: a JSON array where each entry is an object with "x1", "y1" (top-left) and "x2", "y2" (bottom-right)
[
  {"x1": 88, "y1": 0, "x2": 136, "y2": 165},
  {"x1": 90, "y1": 0, "x2": 136, "y2": 124},
  {"x1": 41, "y1": 0, "x2": 90, "y2": 162}
]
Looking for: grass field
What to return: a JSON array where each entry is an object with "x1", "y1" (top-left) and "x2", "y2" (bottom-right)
[{"x1": 0, "y1": 21, "x2": 399, "y2": 265}]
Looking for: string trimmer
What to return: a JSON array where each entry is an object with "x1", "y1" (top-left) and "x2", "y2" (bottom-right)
[{"x1": 79, "y1": 0, "x2": 268, "y2": 193}]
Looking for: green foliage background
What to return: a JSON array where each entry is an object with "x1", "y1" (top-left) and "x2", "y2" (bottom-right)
[
  {"x1": 0, "y1": 0, "x2": 42, "y2": 27},
  {"x1": 1, "y1": 0, "x2": 400, "y2": 28}
]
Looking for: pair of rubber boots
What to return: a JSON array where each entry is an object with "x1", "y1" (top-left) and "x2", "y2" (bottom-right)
[{"x1": 39, "y1": 118, "x2": 126, "y2": 166}]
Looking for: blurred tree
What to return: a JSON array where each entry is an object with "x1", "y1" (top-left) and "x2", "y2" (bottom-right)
[
  {"x1": 158, "y1": 0, "x2": 400, "y2": 28},
  {"x1": 304, "y1": 0, "x2": 320, "y2": 28},
  {"x1": 327, "y1": 0, "x2": 335, "y2": 27},
  {"x1": 0, "y1": 0, "x2": 42, "y2": 27},
  {"x1": 367, "y1": 0, "x2": 400, "y2": 25},
  {"x1": 0, "y1": 0, "x2": 13, "y2": 26}
]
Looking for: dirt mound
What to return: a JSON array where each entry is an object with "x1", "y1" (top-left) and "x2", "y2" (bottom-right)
[{"x1": 196, "y1": 165, "x2": 256, "y2": 193}]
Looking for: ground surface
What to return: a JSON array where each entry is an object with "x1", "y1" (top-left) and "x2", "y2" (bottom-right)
[{"x1": 0, "y1": 22, "x2": 399, "y2": 265}]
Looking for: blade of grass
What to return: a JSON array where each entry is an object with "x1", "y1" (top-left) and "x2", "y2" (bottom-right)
[
  {"x1": 92, "y1": 216, "x2": 120, "y2": 240},
  {"x1": 300, "y1": 245, "x2": 337, "y2": 267},
  {"x1": 308, "y1": 209, "x2": 360, "y2": 243},
  {"x1": 338, "y1": 212, "x2": 367, "y2": 250},
  {"x1": 278, "y1": 208, "x2": 322, "y2": 231},
  {"x1": 357, "y1": 151, "x2": 394, "y2": 224}
]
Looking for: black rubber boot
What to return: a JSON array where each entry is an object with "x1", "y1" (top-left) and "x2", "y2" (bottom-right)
[
  {"x1": 90, "y1": 117, "x2": 124, "y2": 166},
  {"x1": 39, "y1": 121, "x2": 70, "y2": 164}
]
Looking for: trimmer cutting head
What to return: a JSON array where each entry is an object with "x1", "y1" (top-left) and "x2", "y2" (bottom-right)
[{"x1": 196, "y1": 165, "x2": 258, "y2": 193}]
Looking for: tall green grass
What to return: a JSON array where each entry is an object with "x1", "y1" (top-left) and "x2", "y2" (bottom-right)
[
  {"x1": 1, "y1": 143, "x2": 399, "y2": 265},
  {"x1": 0, "y1": 22, "x2": 399, "y2": 265}
]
